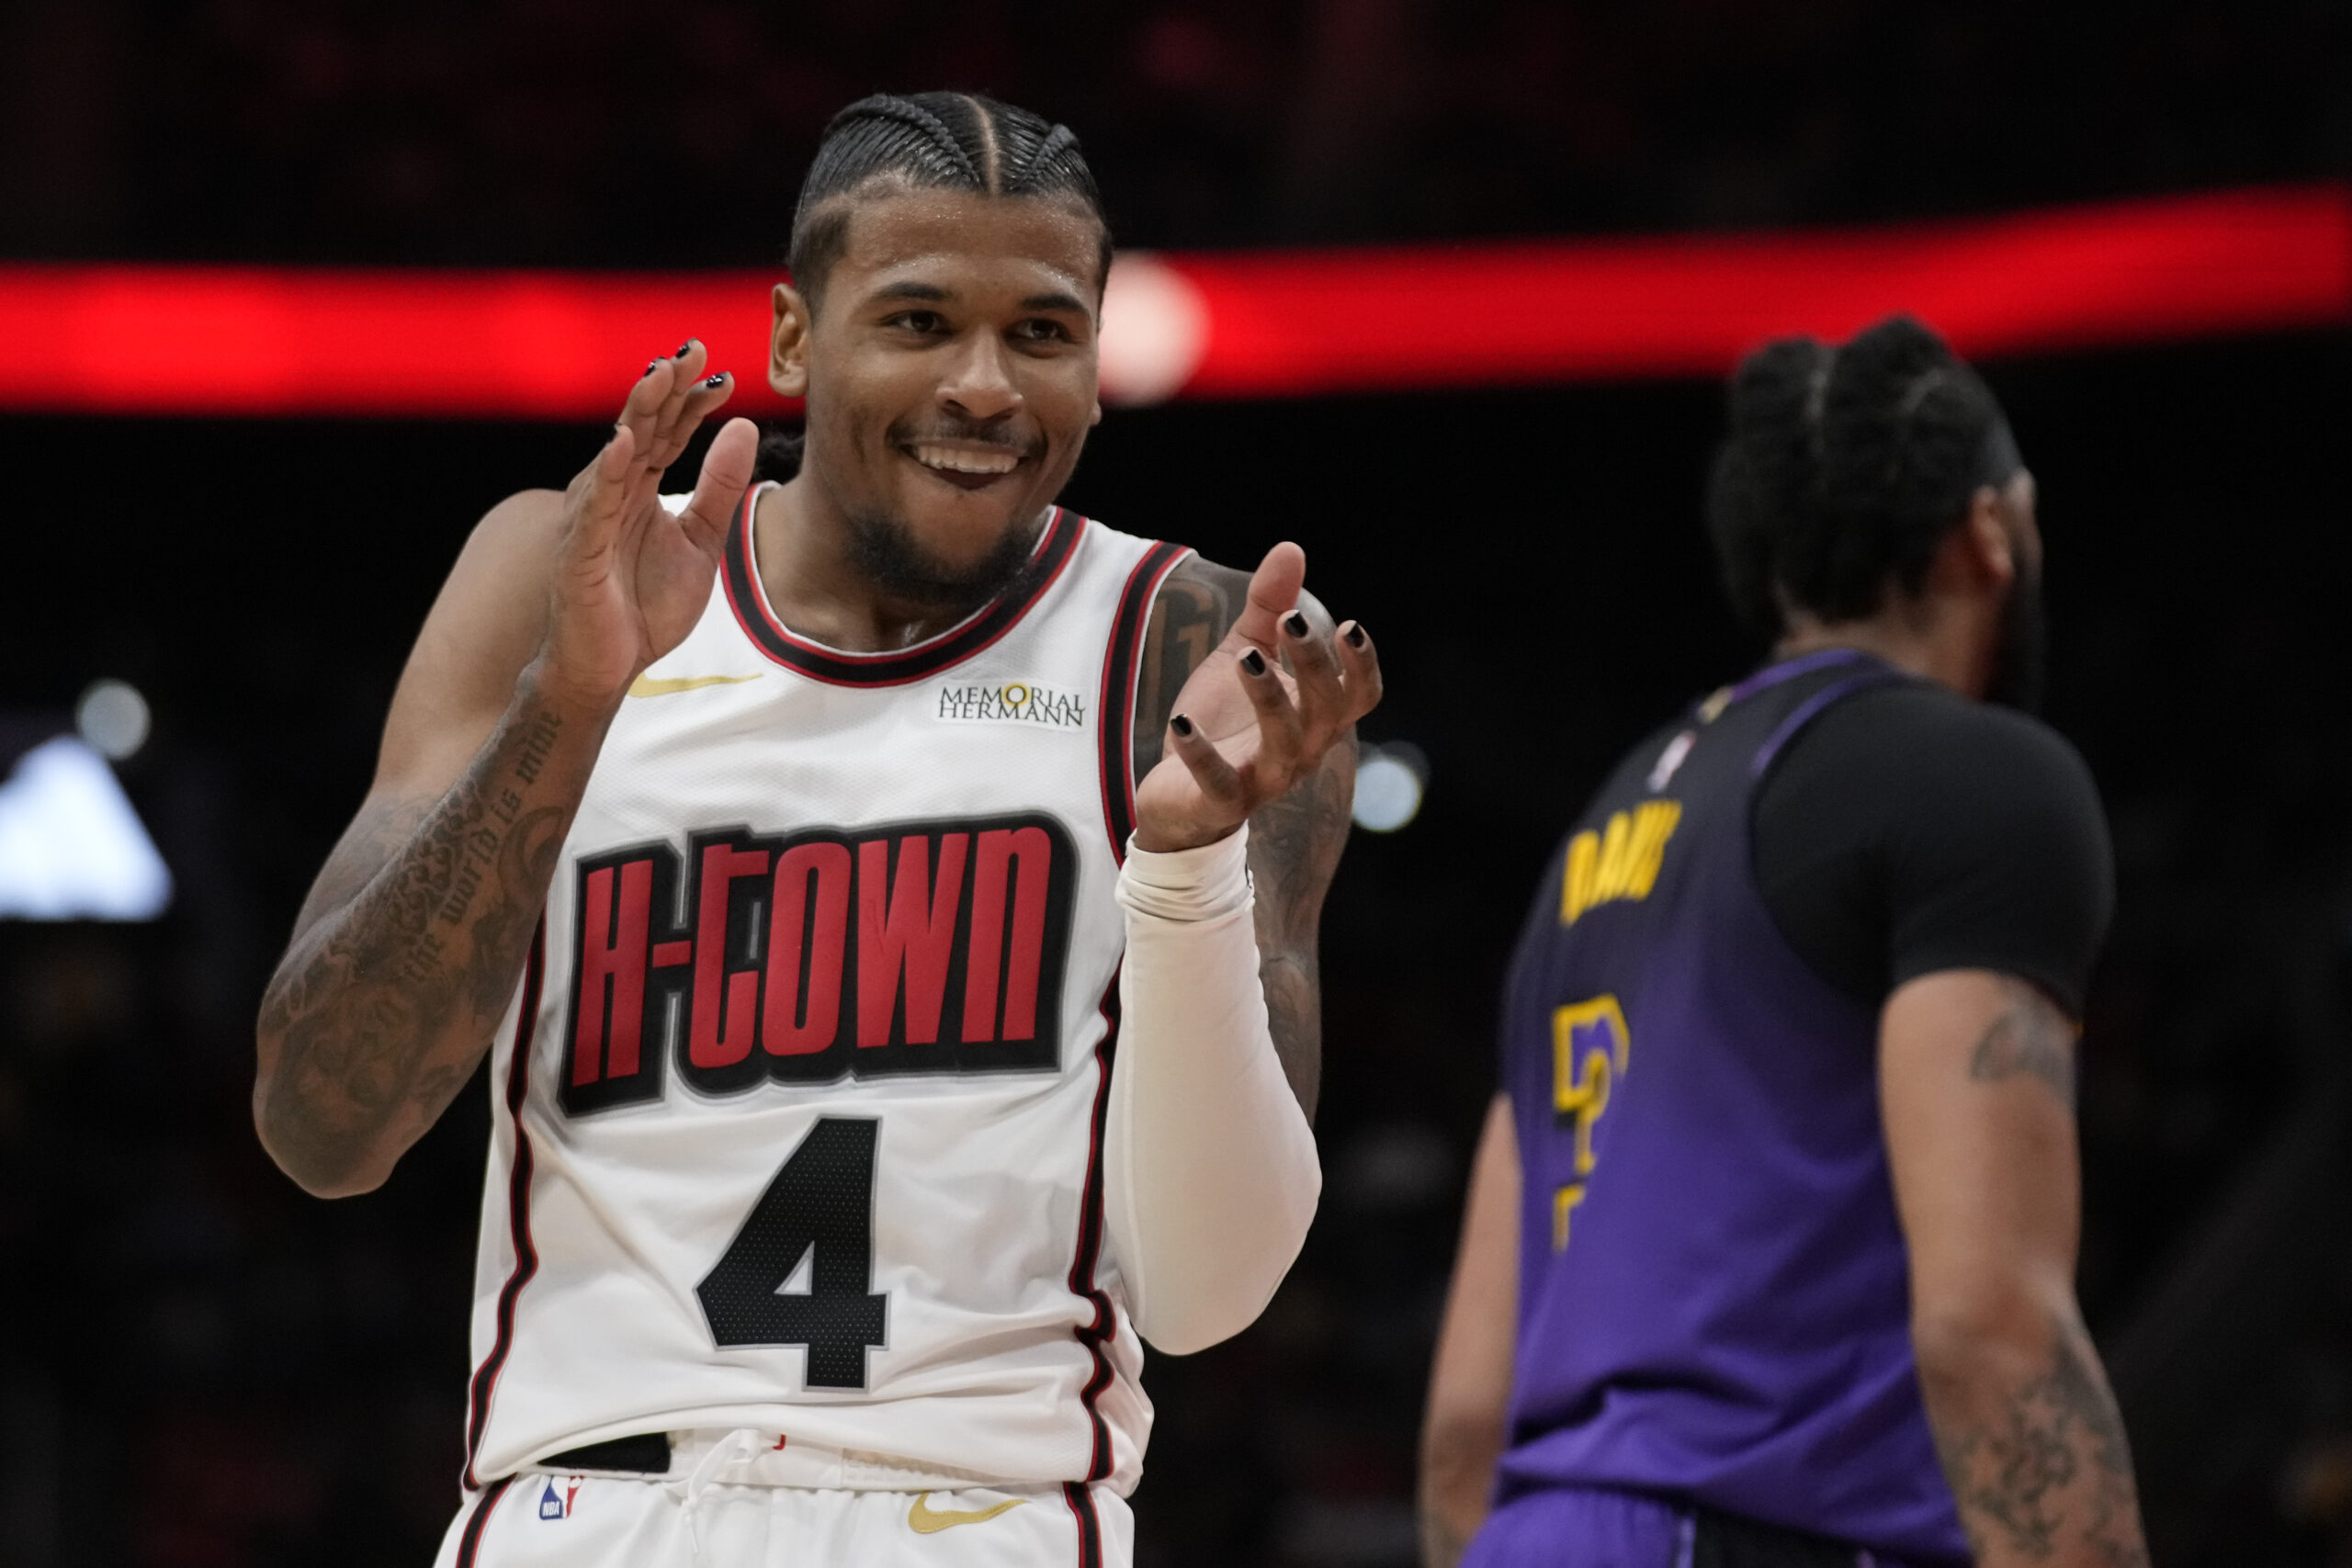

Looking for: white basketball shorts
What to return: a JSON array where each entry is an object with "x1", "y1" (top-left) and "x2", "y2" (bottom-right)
[{"x1": 434, "y1": 1441, "x2": 1133, "y2": 1568}]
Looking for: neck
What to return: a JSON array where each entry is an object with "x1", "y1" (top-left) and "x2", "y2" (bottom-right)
[
  {"x1": 1775, "y1": 601, "x2": 1989, "y2": 698},
  {"x1": 752, "y1": 475, "x2": 1014, "y2": 653}
]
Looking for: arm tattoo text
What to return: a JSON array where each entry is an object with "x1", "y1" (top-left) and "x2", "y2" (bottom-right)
[{"x1": 258, "y1": 694, "x2": 579, "y2": 1188}]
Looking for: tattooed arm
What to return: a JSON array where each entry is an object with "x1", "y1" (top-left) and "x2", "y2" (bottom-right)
[
  {"x1": 1102, "y1": 542, "x2": 1377, "y2": 1353},
  {"x1": 254, "y1": 353, "x2": 757, "y2": 1197},
  {"x1": 1133, "y1": 554, "x2": 1363, "y2": 1118},
  {"x1": 1882, "y1": 970, "x2": 2152, "y2": 1568}
]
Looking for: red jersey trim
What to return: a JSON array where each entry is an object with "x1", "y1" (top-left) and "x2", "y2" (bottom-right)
[
  {"x1": 720, "y1": 483, "x2": 1086, "y2": 688},
  {"x1": 1066, "y1": 978, "x2": 1123, "y2": 1483},
  {"x1": 1062, "y1": 1480, "x2": 1104, "y2": 1568},
  {"x1": 1093, "y1": 542, "x2": 1194, "y2": 863},
  {"x1": 463, "y1": 926, "x2": 547, "y2": 1489},
  {"x1": 454, "y1": 1475, "x2": 514, "y2": 1566}
]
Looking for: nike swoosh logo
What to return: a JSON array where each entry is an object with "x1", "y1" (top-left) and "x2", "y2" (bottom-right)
[
  {"x1": 627, "y1": 672, "x2": 763, "y2": 698},
  {"x1": 906, "y1": 1494, "x2": 1025, "y2": 1534}
]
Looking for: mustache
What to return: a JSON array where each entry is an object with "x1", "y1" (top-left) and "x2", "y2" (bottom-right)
[{"x1": 889, "y1": 416, "x2": 1044, "y2": 457}]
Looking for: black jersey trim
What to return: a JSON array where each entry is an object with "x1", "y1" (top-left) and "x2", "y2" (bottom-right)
[
  {"x1": 721, "y1": 483, "x2": 1086, "y2": 688},
  {"x1": 1094, "y1": 542, "x2": 1193, "y2": 861},
  {"x1": 463, "y1": 926, "x2": 547, "y2": 1490},
  {"x1": 455, "y1": 1475, "x2": 514, "y2": 1566},
  {"x1": 1065, "y1": 978, "x2": 1123, "y2": 1483},
  {"x1": 1062, "y1": 1480, "x2": 1104, "y2": 1568}
]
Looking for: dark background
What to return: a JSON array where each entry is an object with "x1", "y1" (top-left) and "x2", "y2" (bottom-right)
[{"x1": 2, "y1": 3, "x2": 2349, "y2": 1565}]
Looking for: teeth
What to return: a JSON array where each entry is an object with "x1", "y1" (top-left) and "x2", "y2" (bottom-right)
[{"x1": 911, "y1": 443, "x2": 1019, "y2": 475}]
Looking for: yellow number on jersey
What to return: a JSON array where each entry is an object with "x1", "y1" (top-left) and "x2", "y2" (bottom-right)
[{"x1": 1551, "y1": 995, "x2": 1631, "y2": 1250}]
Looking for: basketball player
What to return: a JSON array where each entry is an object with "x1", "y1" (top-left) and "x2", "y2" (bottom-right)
[
  {"x1": 251, "y1": 94, "x2": 1379, "y2": 1566},
  {"x1": 1419, "y1": 318, "x2": 2148, "y2": 1567}
]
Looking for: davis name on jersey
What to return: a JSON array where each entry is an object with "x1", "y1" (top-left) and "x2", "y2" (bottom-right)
[{"x1": 462, "y1": 484, "x2": 1191, "y2": 1500}]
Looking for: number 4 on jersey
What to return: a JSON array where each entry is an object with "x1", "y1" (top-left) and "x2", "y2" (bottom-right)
[{"x1": 695, "y1": 1117, "x2": 888, "y2": 1389}]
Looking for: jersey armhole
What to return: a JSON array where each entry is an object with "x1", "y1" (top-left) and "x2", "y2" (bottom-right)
[
  {"x1": 1092, "y1": 542, "x2": 1193, "y2": 863},
  {"x1": 1743, "y1": 673, "x2": 1918, "y2": 1003}
]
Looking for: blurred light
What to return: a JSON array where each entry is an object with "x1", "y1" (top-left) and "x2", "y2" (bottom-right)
[
  {"x1": 1, "y1": 184, "x2": 2341, "y2": 417},
  {"x1": 75, "y1": 678, "x2": 151, "y2": 761},
  {"x1": 1099, "y1": 253, "x2": 1211, "y2": 406},
  {"x1": 0, "y1": 736, "x2": 173, "y2": 920},
  {"x1": 1335, "y1": 1122, "x2": 1455, "y2": 1212},
  {"x1": 1353, "y1": 741, "x2": 1428, "y2": 833}
]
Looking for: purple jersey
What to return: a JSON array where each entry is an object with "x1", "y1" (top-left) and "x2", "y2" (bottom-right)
[{"x1": 1493, "y1": 651, "x2": 1970, "y2": 1564}]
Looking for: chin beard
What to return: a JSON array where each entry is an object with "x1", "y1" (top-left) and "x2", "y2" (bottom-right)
[
  {"x1": 843, "y1": 506, "x2": 1047, "y2": 619},
  {"x1": 1988, "y1": 563, "x2": 2048, "y2": 715}
]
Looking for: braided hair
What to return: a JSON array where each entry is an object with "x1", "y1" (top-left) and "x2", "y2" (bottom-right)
[
  {"x1": 762, "y1": 92, "x2": 1109, "y2": 478},
  {"x1": 1706, "y1": 315, "x2": 2020, "y2": 638},
  {"x1": 787, "y1": 91, "x2": 1109, "y2": 314}
]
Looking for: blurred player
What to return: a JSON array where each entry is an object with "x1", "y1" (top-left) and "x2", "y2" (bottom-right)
[
  {"x1": 1419, "y1": 317, "x2": 2148, "y2": 1567},
  {"x1": 253, "y1": 92, "x2": 1379, "y2": 1567}
]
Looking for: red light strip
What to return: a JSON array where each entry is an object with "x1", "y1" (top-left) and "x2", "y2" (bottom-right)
[{"x1": 0, "y1": 184, "x2": 2342, "y2": 419}]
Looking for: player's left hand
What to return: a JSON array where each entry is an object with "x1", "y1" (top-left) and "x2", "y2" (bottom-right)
[{"x1": 1133, "y1": 542, "x2": 1382, "y2": 853}]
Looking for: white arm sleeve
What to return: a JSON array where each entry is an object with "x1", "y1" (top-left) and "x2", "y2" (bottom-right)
[{"x1": 1106, "y1": 824, "x2": 1322, "y2": 1355}]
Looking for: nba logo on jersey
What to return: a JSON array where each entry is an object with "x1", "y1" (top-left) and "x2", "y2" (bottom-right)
[{"x1": 537, "y1": 1476, "x2": 582, "y2": 1519}]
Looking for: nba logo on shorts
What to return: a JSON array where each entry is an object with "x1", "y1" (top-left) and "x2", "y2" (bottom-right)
[{"x1": 538, "y1": 1477, "x2": 581, "y2": 1519}]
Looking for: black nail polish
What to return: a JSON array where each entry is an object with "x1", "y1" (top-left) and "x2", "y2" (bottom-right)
[
  {"x1": 704, "y1": 373, "x2": 727, "y2": 387},
  {"x1": 676, "y1": 341, "x2": 695, "y2": 358},
  {"x1": 1170, "y1": 714, "x2": 1194, "y2": 737},
  {"x1": 1344, "y1": 623, "x2": 1368, "y2": 648},
  {"x1": 644, "y1": 359, "x2": 661, "y2": 377},
  {"x1": 1284, "y1": 611, "x2": 1308, "y2": 638},
  {"x1": 1240, "y1": 649, "x2": 1267, "y2": 677}
]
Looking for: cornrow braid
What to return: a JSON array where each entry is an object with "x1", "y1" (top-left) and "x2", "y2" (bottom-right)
[
  {"x1": 1706, "y1": 314, "x2": 2018, "y2": 637},
  {"x1": 763, "y1": 91, "x2": 1112, "y2": 479},
  {"x1": 808, "y1": 95, "x2": 987, "y2": 209},
  {"x1": 785, "y1": 90, "x2": 1107, "y2": 311},
  {"x1": 1009, "y1": 122, "x2": 1080, "y2": 194}
]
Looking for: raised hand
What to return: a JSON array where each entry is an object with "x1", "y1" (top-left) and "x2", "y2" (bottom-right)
[
  {"x1": 537, "y1": 342, "x2": 761, "y2": 710},
  {"x1": 1133, "y1": 542, "x2": 1383, "y2": 853}
]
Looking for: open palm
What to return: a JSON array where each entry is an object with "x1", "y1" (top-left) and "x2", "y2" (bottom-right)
[
  {"x1": 1133, "y1": 542, "x2": 1383, "y2": 852},
  {"x1": 539, "y1": 343, "x2": 761, "y2": 708}
]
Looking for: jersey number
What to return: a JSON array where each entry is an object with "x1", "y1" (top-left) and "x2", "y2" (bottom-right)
[
  {"x1": 695, "y1": 1116, "x2": 888, "y2": 1389},
  {"x1": 1551, "y1": 996, "x2": 1631, "y2": 1251}
]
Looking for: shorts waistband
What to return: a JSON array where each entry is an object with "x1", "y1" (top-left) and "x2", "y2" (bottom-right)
[{"x1": 529, "y1": 1428, "x2": 1022, "y2": 1494}]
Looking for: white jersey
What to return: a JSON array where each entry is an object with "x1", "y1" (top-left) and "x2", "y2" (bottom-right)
[{"x1": 461, "y1": 483, "x2": 1191, "y2": 1509}]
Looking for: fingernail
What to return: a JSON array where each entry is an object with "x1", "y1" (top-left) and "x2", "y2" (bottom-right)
[
  {"x1": 1344, "y1": 622, "x2": 1368, "y2": 649},
  {"x1": 1283, "y1": 611, "x2": 1309, "y2": 639},
  {"x1": 676, "y1": 341, "x2": 695, "y2": 358},
  {"x1": 644, "y1": 359, "x2": 661, "y2": 378},
  {"x1": 1170, "y1": 714, "x2": 1194, "y2": 737},
  {"x1": 703, "y1": 373, "x2": 727, "y2": 387},
  {"x1": 1240, "y1": 649, "x2": 1267, "y2": 677}
]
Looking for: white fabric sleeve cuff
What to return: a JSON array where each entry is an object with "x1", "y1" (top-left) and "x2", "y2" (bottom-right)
[{"x1": 1106, "y1": 823, "x2": 1322, "y2": 1354}]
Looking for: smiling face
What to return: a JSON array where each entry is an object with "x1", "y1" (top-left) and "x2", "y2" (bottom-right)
[{"x1": 770, "y1": 186, "x2": 1105, "y2": 611}]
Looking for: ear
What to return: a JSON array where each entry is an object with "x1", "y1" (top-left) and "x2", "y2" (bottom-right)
[
  {"x1": 1955, "y1": 486, "x2": 2016, "y2": 595},
  {"x1": 769, "y1": 283, "x2": 812, "y2": 400}
]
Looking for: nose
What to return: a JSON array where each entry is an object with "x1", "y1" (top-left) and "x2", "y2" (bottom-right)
[{"x1": 938, "y1": 332, "x2": 1023, "y2": 424}]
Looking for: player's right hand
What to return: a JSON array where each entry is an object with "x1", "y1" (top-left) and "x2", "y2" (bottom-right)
[{"x1": 536, "y1": 343, "x2": 761, "y2": 711}]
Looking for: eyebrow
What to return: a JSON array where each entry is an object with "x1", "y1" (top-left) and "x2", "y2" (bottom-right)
[{"x1": 866, "y1": 279, "x2": 1091, "y2": 314}]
